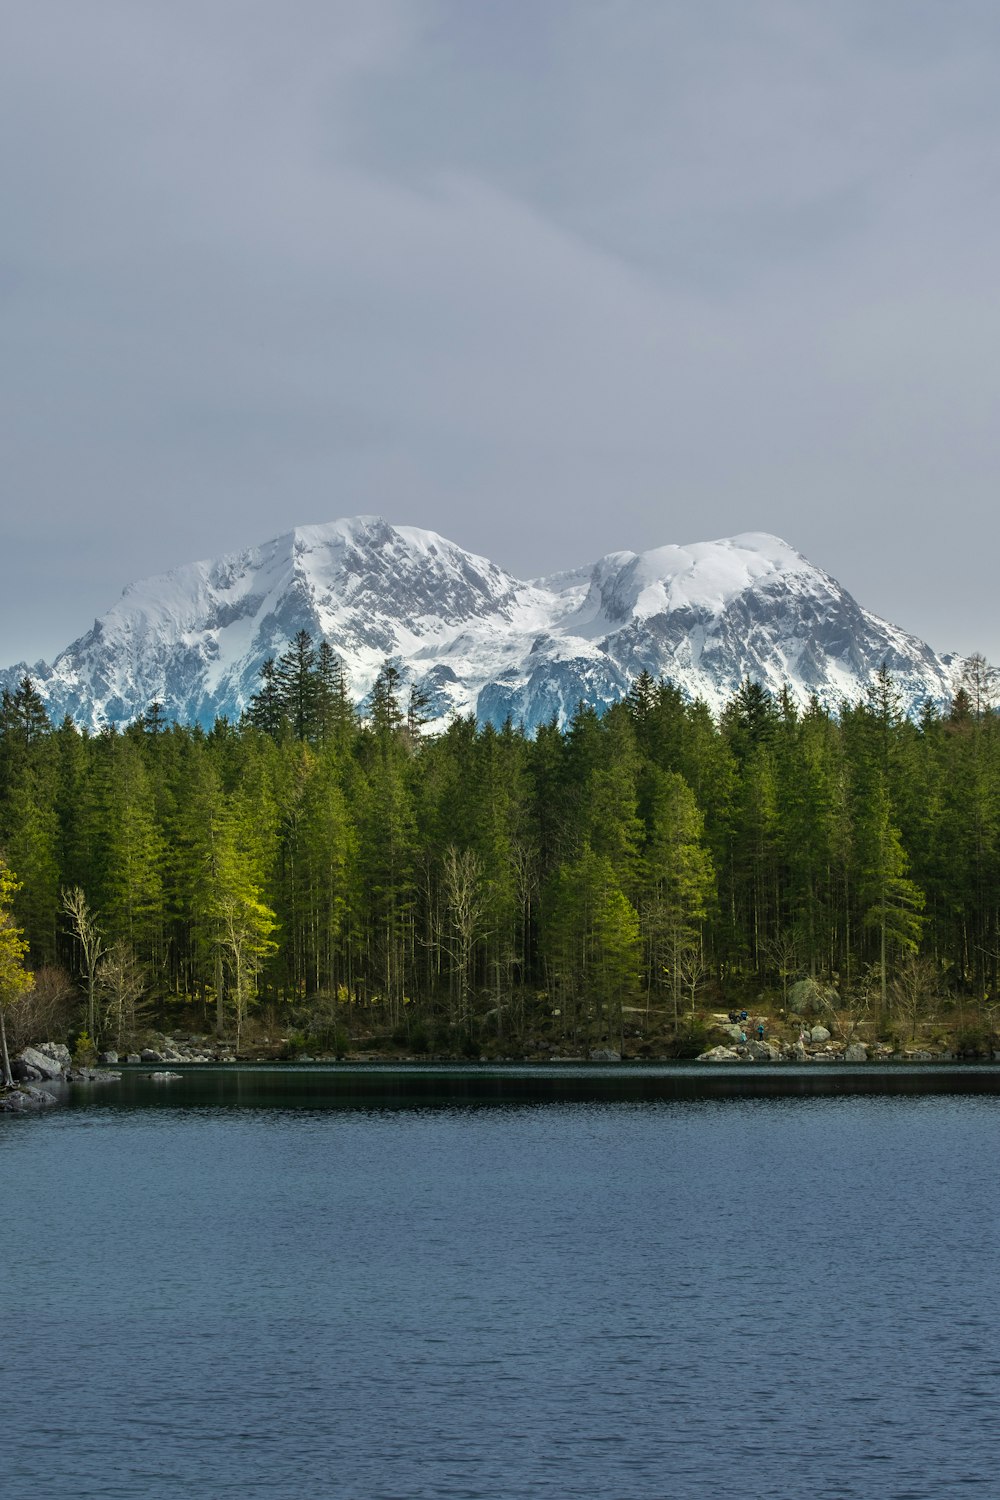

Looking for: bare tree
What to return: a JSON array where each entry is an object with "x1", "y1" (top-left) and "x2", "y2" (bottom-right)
[
  {"x1": 823, "y1": 968, "x2": 875, "y2": 1046},
  {"x1": 61, "y1": 887, "x2": 105, "y2": 1042},
  {"x1": 889, "y1": 954, "x2": 938, "y2": 1041},
  {"x1": 97, "y1": 940, "x2": 148, "y2": 1053},
  {"x1": 441, "y1": 846, "x2": 486, "y2": 1028},
  {"x1": 4, "y1": 966, "x2": 76, "y2": 1055},
  {"x1": 959, "y1": 653, "x2": 999, "y2": 719},
  {"x1": 762, "y1": 930, "x2": 799, "y2": 1004},
  {"x1": 677, "y1": 943, "x2": 710, "y2": 1030}
]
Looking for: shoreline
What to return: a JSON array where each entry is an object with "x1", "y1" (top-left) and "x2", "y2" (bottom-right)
[{"x1": 8, "y1": 1055, "x2": 1000, "y2": 1116}]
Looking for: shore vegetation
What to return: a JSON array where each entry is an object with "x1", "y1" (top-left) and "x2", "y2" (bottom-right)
[{"x1": 1, "y1": 645, "x2": 999, "y2": 1061}]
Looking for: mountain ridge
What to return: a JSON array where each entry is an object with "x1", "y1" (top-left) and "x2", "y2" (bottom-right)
[{"x1": 0, "y1": 516, "x2": 959, "y2": 729}]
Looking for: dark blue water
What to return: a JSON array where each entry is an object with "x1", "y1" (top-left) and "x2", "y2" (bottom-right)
[{"x1": 3, "y1": 1070, "x2": 999, "y2": 1499}]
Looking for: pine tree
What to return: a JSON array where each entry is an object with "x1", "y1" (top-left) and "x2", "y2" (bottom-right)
[
  {"x1": 640, "y1": 768, "x2": 715, "y2": 1026},
  {"x1": 314, "y1": 642, "x2": 355, "y2": 750},
  {"x1": 274, "y1": 630, "x2": 317, "y2": 742},
  {"x1": 246, "y1": 659, "x2": 286, "y2": 739},
  {"x1": 858, "y1": 775, "x2": 925, "y2": 1025}
]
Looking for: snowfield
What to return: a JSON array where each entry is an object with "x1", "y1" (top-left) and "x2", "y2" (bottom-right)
[{"x1": 0, "y1": 515, "x2": 959, "y2": 730}]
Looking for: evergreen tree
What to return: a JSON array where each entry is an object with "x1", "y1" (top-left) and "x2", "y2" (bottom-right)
[
  {"x1": 640, "y1": 768, "x2": 715, "y2": 1026},
  {"x1": 246, "y1": 659, "x2": 286, "y2": 739},
  {"x1": 274, "y1": 630, "x2": 317, "y2": 742}
]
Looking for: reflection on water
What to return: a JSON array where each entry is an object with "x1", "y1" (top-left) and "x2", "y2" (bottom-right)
[
  {"x1": 4, "y1": 1076, "x2": 999, "y2": 1499},
  {"x1": 68, "y1": 1060, "x2": 1000, "y2": 1112}
]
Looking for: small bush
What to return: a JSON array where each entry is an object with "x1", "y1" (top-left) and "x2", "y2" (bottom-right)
[
  {"x1": 279, "y1": 1030, "x2": 310, "y2": 1060},
  {"x1": 7, "y1": 966, "x2": 77, "y2": 1053},
  {"x1": 668, "y1": 1021, "x2": 714, "y2": 1059},
  {"x1": 72, "y1": 1030, "x2": 98, "y2": 1067},
  {"x1": 954, "y1": 1028, "x2": 991, "y2": 1059}
]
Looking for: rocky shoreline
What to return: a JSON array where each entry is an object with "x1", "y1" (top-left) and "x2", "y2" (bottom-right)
[
  {"x1": 1, "y1": 1025, "x2": 986, "y2": 1114},
  {"x1": 0, "y1": 1042, "x2": 123, "y2": 1111}
]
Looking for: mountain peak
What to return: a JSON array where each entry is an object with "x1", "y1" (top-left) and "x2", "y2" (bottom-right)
[{"x1": 0, "y1": 517, "x2": 958, "y2": 730}]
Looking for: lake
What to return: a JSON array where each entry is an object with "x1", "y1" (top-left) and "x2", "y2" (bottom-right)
[{"x1": 3, "y1": 1066, "x2": 998, "y2": 1498}]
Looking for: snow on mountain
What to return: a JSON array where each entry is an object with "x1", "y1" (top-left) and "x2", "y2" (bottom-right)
[{"x1": 0, "y1": 517, "x2": 959, "y2": 730}]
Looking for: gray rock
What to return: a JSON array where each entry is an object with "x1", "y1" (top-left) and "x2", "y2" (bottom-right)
[
  {"x1": 0, "y1": 1083, "x2": 59, "y2": 1112},
  {"x1": 140, "y1": 1048, "x2": 163, "y2": 1063},
  {"x1": 788, "y1": 979, "x2": 840, "y2": 1014},
  {"x1": 844, "y1": 1043, "x2": 868, "y2": 1063},
  {"x1": 809, "y1": 1026, "x2": 831, "y2": 1044},
  {"x1": 98, "y1": 1050, "x2": 119, "y2": 1065},
  {"x1": 19, "y1": 1045, "x2": 67, "y2": 1080},
  {"x1": 588, "y1": 1048, "x2": 621, "y2": 1062},
  {"x1": 10, "y1": 1057, "x2": 43, "y2": 1081},
  {"x1": 146, "y1": 1071, "x2": 183, "y2": 1081},
  {"x1": 721, "y1": 1024, "x2": 745, "y2": 1042},
  {"x1": 126, "y1": 1053, "x2": 141, "y2": 1064},
  {"x1": 36, "y1": 1042, "x2": 72, "y2": 1067},
  {"x1": 696, "y1": 1046, "x2": 740, "y2": 1062}
]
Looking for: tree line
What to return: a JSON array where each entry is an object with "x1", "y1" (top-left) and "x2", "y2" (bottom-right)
[{"x1": 1, "y1": 630, "x2": 998, "y2": 1054}]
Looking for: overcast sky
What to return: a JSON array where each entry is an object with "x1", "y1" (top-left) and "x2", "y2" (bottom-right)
[{"x1": 3, "y1": 0, "x2": 1000, "y2": 665}]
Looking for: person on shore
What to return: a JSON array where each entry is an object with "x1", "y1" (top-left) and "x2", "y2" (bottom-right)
[{"x1": 757, "y1": 1022, "x2": 765, "y2": 1041}]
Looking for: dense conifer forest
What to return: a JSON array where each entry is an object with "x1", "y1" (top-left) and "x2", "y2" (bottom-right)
[{"x1": 1, "y1": 632, "x2": 998, "y2": 1057}]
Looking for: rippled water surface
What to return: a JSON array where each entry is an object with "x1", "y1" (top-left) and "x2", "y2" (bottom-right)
[{"x1": 3, "y1": 1071, "x2": 999, "y2": 1498}]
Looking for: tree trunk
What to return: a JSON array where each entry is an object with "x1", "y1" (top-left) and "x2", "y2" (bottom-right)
[
  {"x1": 87, "y1": 966, "x2": 96, "y2": 1041},
  {"x1": 215, "y1": 949, "x2": 225, "y2": 1036},
  {"x1": 0, "y1": 1005, "x2": 12, "y2": 1088}
]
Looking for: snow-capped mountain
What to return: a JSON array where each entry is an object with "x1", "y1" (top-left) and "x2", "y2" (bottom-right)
[{"x1": 0, "y1": 516, "x2": 959, "y2": 730}]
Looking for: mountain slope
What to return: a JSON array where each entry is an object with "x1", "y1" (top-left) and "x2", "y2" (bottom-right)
[{"x1": 0, "y1": 517, "x2": 958, "y2": 729}]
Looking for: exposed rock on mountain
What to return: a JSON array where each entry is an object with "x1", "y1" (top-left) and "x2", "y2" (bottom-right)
[{"x1": 0, "y1": 516, "x2": 958, "y2": 730}]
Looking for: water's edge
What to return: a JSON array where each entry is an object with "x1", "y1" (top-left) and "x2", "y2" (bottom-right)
[{"x1": 48, "y1": 1060, "x2": 1000, "y2": 1112}]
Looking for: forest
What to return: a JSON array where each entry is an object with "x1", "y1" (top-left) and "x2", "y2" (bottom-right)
[{"x1": 1, "y1": 631, "x2": 998, "y2": 1060}]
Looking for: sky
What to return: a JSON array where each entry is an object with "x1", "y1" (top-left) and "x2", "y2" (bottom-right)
[{"x1": 2, "y1": 0, "x2": 1000, "y2": 666}]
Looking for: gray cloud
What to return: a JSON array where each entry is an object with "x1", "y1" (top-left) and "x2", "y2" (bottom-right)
[{"x1": 2, "y1": 0, "x2": 999, "y2": 668}]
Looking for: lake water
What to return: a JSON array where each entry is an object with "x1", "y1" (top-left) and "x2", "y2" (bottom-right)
[{"x1": 3, "y1": 1066, "x2": 999, "y2": 1499}]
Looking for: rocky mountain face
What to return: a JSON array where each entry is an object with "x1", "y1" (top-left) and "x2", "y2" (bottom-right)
[{"x1": 0, "y1": 516, "x2": 958, "y2": 730}]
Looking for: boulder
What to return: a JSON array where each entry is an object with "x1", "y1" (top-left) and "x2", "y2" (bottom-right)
[
  {"x1": 696, "y1": 1046, "x2": 740, "y2": 1062},
  {"x1": 589, "y1": 1048, "x2": 621, "y2": 1062},
  {"x1": 721, "y1": 1024, "x2": 745, "y2": 1042},
  {"x1": 126, "y1": 1053, "x2": 141, "y2": 1064},
  {"x1": 788, "y1": 979, "x2": 840, "y2": 1014},
  {"x1": 844, "y1": 1043, "x2": 868, "y2": 1063},
  {"x1": 784, "y1": 1041, "x2": 808, "y2": 1061},
  {"x1": 98, "y1": 1050, "x2": 119, "y2": 1065},
  {"x1": 810, "y1": 1026, "x2": 831, "y2": 1044},
  {"x1": 0, "y1": 1084, "x2": 59, "y2": 1112},
  {"x1": 140, "y1": 1049, "x2": 163, "y2": 1063},
  {"x1": 18, "y1": 1045, "x2": 67, "y2": 1081},
  {"x1": 35, "y1": 1042, "x2": 71, "y2": 1068},
  {"x1": 146, "y1": 1071, "x2": 183, "y2": 1081}
]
